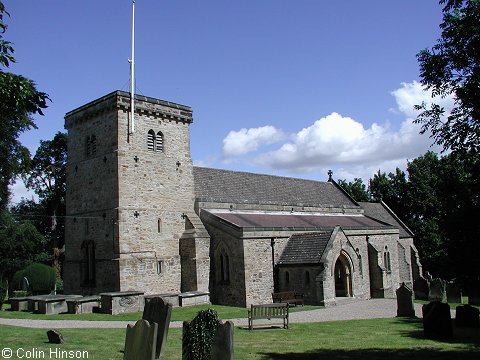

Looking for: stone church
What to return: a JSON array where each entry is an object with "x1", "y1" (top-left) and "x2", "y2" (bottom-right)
[{"x1": 63, "y1": 91, "x2": 423, "y2": 307}]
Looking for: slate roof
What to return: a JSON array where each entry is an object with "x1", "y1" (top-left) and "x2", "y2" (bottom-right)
[
  {"x1": 193, "y1": 167, "x2": 358, "y2": 208},
  {"x1": 278, "y1": 231, "x2": 334, "y2": 265},
  {"x1": 207, "y1": 211, "x2": 390, "y2": 231},
  {"x1": 359, "y1": 201, "x2": 414, "y2": 238}
]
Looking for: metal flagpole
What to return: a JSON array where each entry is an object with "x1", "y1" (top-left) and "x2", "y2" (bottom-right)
[{"x1": 130, "y1": 0, "x2": 135, "y2": 134}]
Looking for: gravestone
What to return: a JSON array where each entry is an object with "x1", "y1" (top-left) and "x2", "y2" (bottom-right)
[
  {"x1": 124, "y1": 320, "x2": 158, "y2": 360},
  {"x1": 212, "y1": 320, "x2": 234, "y2": 360},
  {"x1": 413, "y1": 276, "x2": 429, "y2": 301},
  {"x1": 21, "y1": 277, "x2": 30, "y2": 292},
  {"x1": 422, "y1": 301, "x2": 452, "y2": 339},
  {"x1": 468, "y1": 283, "x2": 480, "y2": 306},
  {"x1": 428, "y1": 278, "x2": 446, "y2": 302},
  {"x1": 446, "y1": 281, "x2": 462, "y2": 304},
  {"x1": 455, "y1": 305, "x2": 480, "y2": 328},
  {"x1": 47, "y1": 329, "x2": 64, "y2": 344},
  {"x1": 396, "y1": 283, "x2": 416, "y2": 317},
  {"x1": 142, "y1": 297, "x2": 172, "y2": 359}
]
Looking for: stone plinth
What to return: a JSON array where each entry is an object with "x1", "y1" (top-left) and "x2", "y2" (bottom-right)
[
  {"x1": 144, "y1": 293, "x2": 179, "y2": 307},
  {"x1": 9, "y1": 297, "x2": 30, "y2": 311},
  {"x1": 37, "y1": 295, "x2": 83, "y2": 315},
  {"x1": 66, "y1": 296, "x2": 101, "y2": 314},
  {"x1": 178, "y1": 291, "x2": 210, "y2": 307},
  {"x1": 100, "y1": 291, "x2": 144, "y2": 315}
]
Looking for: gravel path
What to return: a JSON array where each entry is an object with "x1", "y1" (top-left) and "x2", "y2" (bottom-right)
[{"x1": 0, "y1": 299, "x2": 439, "y2": 329}]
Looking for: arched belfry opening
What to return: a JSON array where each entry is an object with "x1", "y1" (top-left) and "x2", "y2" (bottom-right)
[{"x1": 334, "y1": 252, "x2": 353, "y2": 297}]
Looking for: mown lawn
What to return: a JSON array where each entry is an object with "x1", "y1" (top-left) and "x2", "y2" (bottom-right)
[
  {"x1": 0, "y1": 318, "x2": 479, "y2": 360},
  {"x1": 0, "y1": 303, "x2": 320, "y2": 322}
]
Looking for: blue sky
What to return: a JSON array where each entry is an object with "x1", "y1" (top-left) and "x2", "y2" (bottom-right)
[{"x1": 4, "y1": 1, "x2": 447, "y2": 201}]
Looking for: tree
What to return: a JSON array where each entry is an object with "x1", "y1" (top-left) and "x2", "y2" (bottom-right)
[
  {"x1": 0, "y1": 1, "x2": 49, "y2": 210},
  {"x1": 415, "y1": 0, "x2": 480, "y2": 154},
  {"x1": 0, "y1": 211, "x2": 48, "y2": 282},
  {"x1": 337, "y1": 178, "x2": 370, "y2": 202},
  {"x1": 23, "y1": 132, "x2": 67, "y2": 275},
  {"x1": 368, "y1": 168, "x2": 409, "y2": 221}
]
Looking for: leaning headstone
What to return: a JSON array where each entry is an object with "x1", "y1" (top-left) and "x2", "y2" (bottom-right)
[
  {"x1": 413, "y1": 276, "x2": 429, "y2": 301},
  {"x1": 446, "y1": 281, "x2": 462, "y2": 304},
  {"x1": 455, "y1": 305, "x2": 480, "y2": 328},
  {"x1": 396, "y1": 283, "x2": 416, "y2": 317},
  {"x1": 21, "y1": 277, "x2": 30, "y2": 292},
  {"x1": 468, "y1": 283, "x2": 480, "y2": 306},
  {"x1": 47, "y1": 329, "x2": 64, "y2": 344},
  {"x1": 212, "y1": 320, "x2": 234, "y2": 360},
  {"x1": 428, "y1": 278, "x2": 446, "y2": 302},
  {"x1": 124, "y1": 320, "x2": 158, "y2": 360},
  {"x1": 142, "y1": 297, "x2": 172, "y2": 359},
  {"x1": 422, "y1": 301, "x2": 452, "y2": 339}
]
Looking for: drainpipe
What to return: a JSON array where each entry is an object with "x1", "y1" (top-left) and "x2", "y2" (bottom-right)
[{"x1": 271, "y1": 238, "x2": 277, "y2": 292}]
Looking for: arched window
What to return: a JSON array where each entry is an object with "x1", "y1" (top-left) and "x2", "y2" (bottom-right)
[
  {"x1": 220, "y1": 252, "x2": 230, "y2": 282},
  {"x1": 156, "y1": 131, "x2": 164, "y2": 152},
  {"x1": 81, "y1": 241, "x2": 96, "y2": 286},
  {"x1": 305, "y1": 270, "x2": 310, "y2": 285},
  {"x1": 90, "y1": 135, "x2": 97, "y2": 155},
  {"x1": 157, "y1": 218, "x2": 162, "y2": 233},
  {"x1": 147, "y1": 130, "x2": 155, "y2": 151},
  {"x1": 384, "y1": 246, "x2": 391, "y2": 272},
  {"x1": 86, "y1": 136, "x2": 91, "y2": 157}
]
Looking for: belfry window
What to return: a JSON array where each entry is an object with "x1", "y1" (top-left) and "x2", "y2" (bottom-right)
[
  {"x1": 156, "y1": 131, "x2": 164, "y2": 152},
  {"x1": 86, "y1": 135, "x2": 97, "y2": 157},
  {"x1": 147, "y1": 130, "x2": 155, "y2": 151}
]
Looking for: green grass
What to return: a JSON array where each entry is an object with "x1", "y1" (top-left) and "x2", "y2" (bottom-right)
[
  {"x1": 0, "y1": 303, "x2": 321, "y2": 322},
  {"x1": 0, "y1": 318, "x2": 479, "y2": 359}
]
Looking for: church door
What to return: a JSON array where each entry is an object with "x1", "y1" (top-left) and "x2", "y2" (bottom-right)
[{"x1": 334, "y1": 254, "x2": 353, "y2": 297}]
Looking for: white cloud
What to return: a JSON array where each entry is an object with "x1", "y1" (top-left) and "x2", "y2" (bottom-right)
[
  {"x1": 9, "y1": 178, "x2": 37, "y2": 205},
  {"x1": 219, "y1": 81, "x2": 451, "y2": 179},
  {"x1": 222, "y1": 125, "x2": 286, "y2": 157}
]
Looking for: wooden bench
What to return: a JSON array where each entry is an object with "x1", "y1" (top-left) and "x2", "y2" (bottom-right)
[
  {"x1": 272, "y1": 291, "x2": 304, "y2": 306},
  {"x1": 247, "y1": 303, "x2": 289, "y2": 330}
]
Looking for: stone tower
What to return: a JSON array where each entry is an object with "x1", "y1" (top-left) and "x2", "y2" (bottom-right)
[{"x1": 63, "y1": 91, "x2": 210, "y2": 295}]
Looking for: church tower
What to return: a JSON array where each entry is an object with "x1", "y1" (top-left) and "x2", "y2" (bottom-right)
[{"x1": 63, "y1": 91, "x2": 210, "y2": 295}]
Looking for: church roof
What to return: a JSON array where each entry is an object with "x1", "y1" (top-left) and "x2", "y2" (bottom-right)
[
  {"x1": 278, "y1": 231, "x2": 334, "y2": 265},
  {"x1": 358, "y1": 201, "x2": 414, "y2": 238},
  {"x1": 193, "y1": 167, "x2": 358, "y2": 208},
  {"x1": 206, "y1": 211, "x2": 389, "y2": 231}
]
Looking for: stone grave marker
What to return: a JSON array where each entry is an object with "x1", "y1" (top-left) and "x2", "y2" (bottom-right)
[
  {"x1": 212, "y1": 320, "x2": 234, "y2": 360},
  {"x1": 47, "y1": 329, "x2": 64, "y2": 344},
  {"x1": 142, "y1": 297, "x2": 172, "y2": 359},
  {"x1": 428, "y1": 278, "x2": 446, "y2": 302},
  {"x1": 455, "y1": 305, "x2": 480, "y2": 328},
  {"x1": 396, "y1": 283, "x2": 416, "y2": 317},
  {"x1": 124, "y1": 319, "x2": 158, "y2": 360},
  {"x1": 413, "y1": 276, "x2": 429, "y2": 301},
  {"x1": 468, "y1": 284, "x2": 480, "y2": 306},
  {"x1": 446, "y1": 281, "x2": 462, "y2": 304},
  {"x1": 422, "y1": 301, "x2": 452, "y2": 339}
]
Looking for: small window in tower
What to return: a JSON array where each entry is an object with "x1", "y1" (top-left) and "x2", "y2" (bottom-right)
[
  {"x1": 305, "y1": 270, "x2": 310, "y2": 285},
  {"x1": 86, "y1": 136, "x2": 91, "y2": 157},
  {"x1": 147, "y1": 130, "x2": 155, "y2": 151},
  {"x1": 156, "y1": 260, "x2": 163, "y2": 274},
  {"x1": 91, "y1": 135, "x2": 97, "y2": 155},
  {"x1": 156, "y1": 131, "x2": 164, "y2": 152},
  {"x1": 157, "y1": 218, "x2": 162, "y2": 233}
]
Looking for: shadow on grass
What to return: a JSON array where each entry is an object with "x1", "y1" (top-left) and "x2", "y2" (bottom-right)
[
  {"x1": 259, "y1": 348, "x2": 480, "y2": 360},
  {"x1": 395, "y1": 317, "x2": 480, "y2": 347}
]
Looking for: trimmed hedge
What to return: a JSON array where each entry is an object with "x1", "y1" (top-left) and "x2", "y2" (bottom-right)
[
  {"x1": 0, "y1": 277, "x2": 7, "y2": 310},
  {"x1": 10, "y1": 263, "x2": 56, "y2": 295}
]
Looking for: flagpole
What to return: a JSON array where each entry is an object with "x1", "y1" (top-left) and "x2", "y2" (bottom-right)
[{"x1": 130, "y1": 0, "x2": 135, "y2": 134}]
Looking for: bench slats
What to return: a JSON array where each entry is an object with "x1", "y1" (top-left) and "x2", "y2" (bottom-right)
[{"x1": 248, "y1": 303, "x2": 289, "y2": 330}]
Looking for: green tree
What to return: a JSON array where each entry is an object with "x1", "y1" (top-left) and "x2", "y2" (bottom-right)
[
  {"x1": 337, "y1": 178, "x2": 370, "y2": 202},
  {"x1": 0, "y1": 212, "x2": 48, "y2": 282},
  {"x1": 368, "y1": 168, "x2": 409, "y2": 221},
  {"x1": 22, "y1": 132, "x2": 67, "y2": 276},
  {"x1": 0, "y1": 1, "x2": 49, "y2": 210},
  {"x1": 415, "y1": 0, "x2": 480, "y2": 154}
]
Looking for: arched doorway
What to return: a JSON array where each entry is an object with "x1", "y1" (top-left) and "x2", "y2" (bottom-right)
[{"x1": 334, "y1": 253, "x2": 353, "y2": 297}]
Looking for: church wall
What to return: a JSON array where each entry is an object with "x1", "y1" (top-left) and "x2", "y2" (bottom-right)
[
  {"x1": 397, "y1": 238, "x2": 414, "y2": 288},
  {"x1": 278, "y1": 265, "x2": 323, "y2": 305},
  {"x1": 204, "y1": 223, "x2": 247, "y2": 307},
  {"x1": 64, "y1": 104, "x2": 120, "y2": 295}
]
